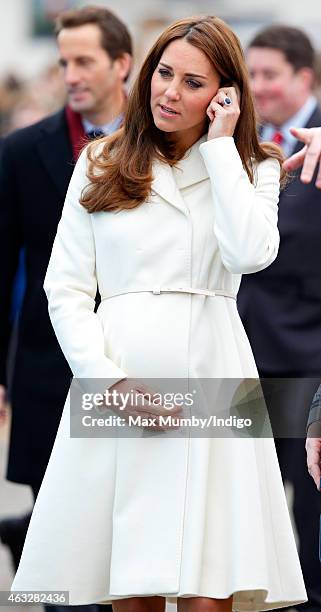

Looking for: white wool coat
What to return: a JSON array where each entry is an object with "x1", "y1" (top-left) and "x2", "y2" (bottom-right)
[{"x1": 11, "y1": 136, "x2": 307, "y2": 610}]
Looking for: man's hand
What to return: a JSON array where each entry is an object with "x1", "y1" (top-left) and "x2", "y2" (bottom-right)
[
  {"x1": 0, "y1": 384, "x2": 8, "y2": 426},
  {"x1": 306, "y1": 421, "x2": 321, "y2": 490},
  {"x1": 283, "y1": 127, "x2": 321, "y2": 188}
]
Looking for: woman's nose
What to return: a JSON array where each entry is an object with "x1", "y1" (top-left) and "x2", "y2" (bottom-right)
[{"x1": 164, "y1": 85, "x2": 181, "y2": 101}]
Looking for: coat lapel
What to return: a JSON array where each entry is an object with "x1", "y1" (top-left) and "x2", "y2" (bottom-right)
[
  {"x1": 151, "y1": 160, "x2": 187, "y2": 214},
  {"x1": 36, "y1": 109, "x2": 74, "y2": 198},
  {"x1": 151, "y1": 135, "x2": 209, "y2": 215}
]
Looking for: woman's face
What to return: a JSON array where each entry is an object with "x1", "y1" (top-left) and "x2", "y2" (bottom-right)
[{"x1": 150, "y1": 38, "x2": 221, "y2": 149}]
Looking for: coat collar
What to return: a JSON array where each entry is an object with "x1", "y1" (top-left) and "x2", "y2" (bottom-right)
[
  {"x1": 36, "y1": 108, "x2": 74, "y2": 198},
  {"x1": 151, "y1": 134, "x2": 208, "y2": 214}
]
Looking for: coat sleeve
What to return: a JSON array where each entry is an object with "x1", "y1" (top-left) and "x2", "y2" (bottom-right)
[
  {"x1": 0, "y1": 136, "x2": 22, "y2": 386},
  {"x1": 43, "y1": 147, "x2": 128, "y2": 391},
  {"x1": 199, "y1": 137, "x2": 280, "y2": 274}
]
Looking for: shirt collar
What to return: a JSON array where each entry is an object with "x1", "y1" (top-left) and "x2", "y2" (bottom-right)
[
  {"x1": 261, "y1": 95, "x2": 317, "y2": 155},
  {"x1": 82, "y1": 112, "x2": 124, "y2": 136}
]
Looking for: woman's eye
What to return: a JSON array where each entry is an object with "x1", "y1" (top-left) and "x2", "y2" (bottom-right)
[
  {"x1": 186, "y1": 79, "x2": 202, "y2": 89},
  {"x1": 158, "y1": 68, "x2": 171, "y2": 78}
]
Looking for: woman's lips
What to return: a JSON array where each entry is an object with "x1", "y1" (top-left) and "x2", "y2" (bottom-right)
[{"x1": 158, "y1": 104, "x2": 180, "y2": 117}]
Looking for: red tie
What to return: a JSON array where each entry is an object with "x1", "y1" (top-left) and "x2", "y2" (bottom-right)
[{"x1": 271, "y1": 130, "x2": 284, "y2": 147}]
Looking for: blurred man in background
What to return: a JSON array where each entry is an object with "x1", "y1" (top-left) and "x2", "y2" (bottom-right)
[
  {"x1": 288, "y1": 126, "x2": 321, "y2": 562},
  {"x1": 0, "y1": 6, "x2": 132, "y2": 611},
  {"x1": 285, "y1": 125, "x2": 321, "y2": 485},
  {"x1": 238, "y1": 25, "x2": 321, "y2": 611}
]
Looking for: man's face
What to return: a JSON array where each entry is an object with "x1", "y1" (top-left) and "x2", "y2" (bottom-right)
[
  {"x1": 247, "y1": 47, "x2": 309, "y2": 125},
  {"x1": 57, "y1": 23, "x2": 122, "y2": 115}
]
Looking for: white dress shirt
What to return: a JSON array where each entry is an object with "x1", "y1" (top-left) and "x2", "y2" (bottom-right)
[
  {"x1": 260, "y1": 95, "x2": 317, "y2": 157},
  {"x1": 82, "y1": 113, "x2": 124, "y2": 137}
]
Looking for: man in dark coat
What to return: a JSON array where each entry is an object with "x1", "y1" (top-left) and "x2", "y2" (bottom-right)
[
  {"x1": 0, "y1": 6, "x2": 132, "y2": 611},
  {"x1": 287, "y1": 126, "x2": 321, "y2": 548},
  {"x1": 238, "y1": 26, "x2": 321, "y2": 611}
]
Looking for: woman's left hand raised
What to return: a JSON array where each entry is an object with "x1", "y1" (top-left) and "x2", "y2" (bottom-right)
[{"x1": 206, "y1": 86, "x2": 240, "y2": 141}]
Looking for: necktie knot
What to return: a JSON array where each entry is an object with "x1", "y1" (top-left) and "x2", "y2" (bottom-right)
[{"x1": 87, "y1": 129, "x2": 104, "y2": 141}]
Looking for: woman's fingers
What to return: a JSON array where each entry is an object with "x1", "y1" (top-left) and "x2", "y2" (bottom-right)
[
  {"x1": 123, "y1": 385, "x2": 183, "y2": 429},
  {"x1": 206, "y1": 103, "x2": 219, "y2": 122},
  {"x1": 209, "y1": 86, "x2": 239, "y2": 110},
  {"x1": 134, "y1": 384, "x2": 181, "y2": 411},
  {"x1": 213, "y1": 90, "x2": 231, "y2": 107},
  {"x1": 223, "y1": 85, "x2": 240, "y2": 106},
  {"x1": 135, "y1": 398, "x2": 182, "y2": 416},
  {"x1": 104, "y1": 380, "x2": 180, "y2": 428},
  {"x1": 207, "y1": 100, "x2": 226, "y2": 118},
  {"x1": 217, "y1": 86, "x2": 239, "y2": 105}
]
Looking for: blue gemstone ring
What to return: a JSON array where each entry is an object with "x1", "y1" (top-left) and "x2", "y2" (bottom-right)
[{"x1": 223, "y1": 96, "x2": 232, "y2": 106}]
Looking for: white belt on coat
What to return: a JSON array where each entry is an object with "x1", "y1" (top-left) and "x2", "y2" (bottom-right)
[{"x1": 101, "y1": 286, "x2": 236, "y2": 300}]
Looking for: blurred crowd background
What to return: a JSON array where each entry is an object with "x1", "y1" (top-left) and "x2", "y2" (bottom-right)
[{"x1": 1, "y1": 0, "x2": 321, "y2": 137}]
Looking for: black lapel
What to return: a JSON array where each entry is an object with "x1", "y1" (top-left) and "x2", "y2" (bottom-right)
[{"x1": 36, "y1": 108, "x2": 74, "y2": 198}]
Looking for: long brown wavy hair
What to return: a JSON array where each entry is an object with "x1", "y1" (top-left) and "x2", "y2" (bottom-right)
[{"x1": 81, "y1": 15, "x2": 284, "y2": 213}]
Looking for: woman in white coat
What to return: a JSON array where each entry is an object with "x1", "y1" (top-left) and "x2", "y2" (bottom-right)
[{"x1": 11, "y1": 15, "x2": 307, "y2": 612}]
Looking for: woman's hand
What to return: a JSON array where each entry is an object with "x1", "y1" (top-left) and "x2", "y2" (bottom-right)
[
  {"x1": 206, "y1": 86, "x2": 240, "y2": 141},
  {"x1": 107, "y1": 378, "x2": 183, "y2": 431},
  {"x1": 283, "y1": 127, "x2": 321, "y2": 188}
]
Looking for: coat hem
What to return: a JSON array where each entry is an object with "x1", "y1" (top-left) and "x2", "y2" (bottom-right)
[{"x1": 69, "y1": 588, "x2": 308, "y2": 612}]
